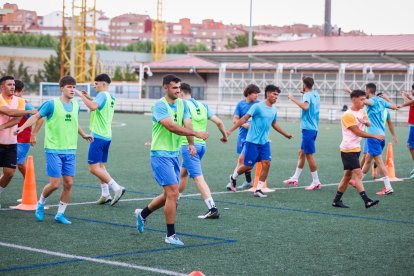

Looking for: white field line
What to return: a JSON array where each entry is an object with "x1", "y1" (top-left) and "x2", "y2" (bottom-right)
[
  {"x1": 0, "y1": 241, "x2": 187, "y2": 276},
  {"x1": 0, "y1": 178, "x2": 409, "y2": 211}
]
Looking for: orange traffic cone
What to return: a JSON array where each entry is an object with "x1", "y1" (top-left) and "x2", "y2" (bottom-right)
[
  {"x1": 188, "y1": 271, "x2": 205, "y2": 276},
  {"x1": 385, "y1": 142, "x2": 401, "y2": 182},
  {"x1": 248, "y1": 162, "x2": 275, "y2": 193},
  {"x1": 10, "y1": 155, "x2": 38, "y2": 210}
]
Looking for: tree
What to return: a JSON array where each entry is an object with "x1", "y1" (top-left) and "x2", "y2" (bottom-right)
[
  {"x1": 190, "y1": 44, "x2": 209, "y2": 51},
  {"x1": 0, "y1": 33, "x2": 57, "y2": 48},
  {"x1": 225, "y1": 33, "x2": 257, "y2": 49},
  {"x1": 96, "y1": 43, "x2": 109, "y2": 50},
  {"x1": 113, "y1": 66, "x2": 123, "y2": 81},
  {"x1": 123, "y1": 65, "x2": 137, "y2": 81},
  {"x1": 121, "y1": 41, "x2": 152, "y2": 53},
  {"x1": 166, "y1": 42, "x2": 189, "y2": 54}
]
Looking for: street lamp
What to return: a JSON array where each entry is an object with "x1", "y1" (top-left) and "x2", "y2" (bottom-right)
[{"x1": 136, "y1": 63, "x2": 153, "y2": 98}]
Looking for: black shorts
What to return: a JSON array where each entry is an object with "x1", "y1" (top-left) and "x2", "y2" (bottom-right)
[
  {"x1": 341, "y1": 151, "x2": 361, "y2": 171},
  {"x1": 0, "y1": 144, "x2": 17, "y2": 169}
]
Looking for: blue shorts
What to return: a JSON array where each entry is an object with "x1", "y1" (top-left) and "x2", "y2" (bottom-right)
[
  {"x1": 46, "y1": 153, "x2": 76, "y2": 178},
  {"x1": 236, "y1": 135, "x2": 246, "y2": 154},
  {"x1": 17, "y1": 143, "x2": 31, "y2": 165},
  {"x1": 243, "y1": 141, "x2": 271, "y2": 166},
  {"x1": 88, "y1": 137, "x2": 111, "y2": 164},
  {"x1": 408, "y1": 126, "x2": 414, "y2": 149},
  {"x1": 366, "y1": 138, "x2": 385, "y2": 157},
  {"x1": 181, "y1": 144, "x2": 206, "y2": 178},
  {"x1": 301, "y1": 129, "x2": 318, "y2": 154},
  {"x1": 150, "y1": 156, "x2": 180, "y2": 186}
]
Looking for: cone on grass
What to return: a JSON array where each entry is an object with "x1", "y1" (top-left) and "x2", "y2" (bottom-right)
[
  {"x1": 188, "y1": 271, "x2": 205, "y2": 276},
  {"x1": 248, "y1": 162, "x2": 275, "y2": 193},
  {"x1": 385, "y1": 142, "x2": 401, "y2": 182},
  {"x1": 10, "y1": 155, "x2": 38, "y2": 210}
]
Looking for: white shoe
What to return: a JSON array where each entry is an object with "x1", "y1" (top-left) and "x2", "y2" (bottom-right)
[{"x1": 305, "y1": 182, "x2": 322, "y2": 190}]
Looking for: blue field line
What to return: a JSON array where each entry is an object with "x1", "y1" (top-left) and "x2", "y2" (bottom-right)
[{"x1": 214, "y1": 199, "x2": 414, "y2": 225}]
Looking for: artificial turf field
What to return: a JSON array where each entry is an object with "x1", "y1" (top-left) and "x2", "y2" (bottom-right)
[{"x1": 1, "y1": 112, "x2": 413, "y2": 275}]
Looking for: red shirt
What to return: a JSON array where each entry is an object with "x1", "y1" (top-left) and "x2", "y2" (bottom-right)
[
  {"x1": 17, "y1": 100, "x2": 32, "y2": 143},
  {"x1": 409, "y1": 105, "x2": 414, "y2": 125}
]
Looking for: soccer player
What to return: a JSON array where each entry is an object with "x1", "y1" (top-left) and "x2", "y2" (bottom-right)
[
  {"x1": 332, "y1": 89, "x2": 381, "y2": 208},
  {"x1": 227, "y1": 85, "x2": 293, "y2": 198},
  {"x1": 360, "y1": 83, "x2": 398, "y2": 195},
  {"x1": 16, "y1": 76, "x2": 93, "y2": 224},
  {"x1": 178, "y1": 83, "x2": 227, "y2": 219},
  {"x1": 398, "y1": 83, "x2": 414, "y2": 177},
  {"x1": 0, "y1": 76, "x2": 36, "y2": 208},
  {"x1": 284, "y1": 76, "x2": 321, "y2": 190},
  {"x1": 226, "y1": 84, "x2": 260, "y2": 192},
  {"x1": 134, "y1": 75, "x2": 208, "y2": 246},
  {"x1": 75, "y1": 73, "x2": 125, "y2": 206}
]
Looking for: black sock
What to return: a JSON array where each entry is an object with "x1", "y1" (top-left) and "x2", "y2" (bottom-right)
[
  {"x1": 167, "y1": 224, "x2": 175, "y2": 237},
  {"x1": 141, "y1": 206, "x2": 152, "y2": 219},
  {"x1": 333, "y1": 191, "x2": 343, "y2": 202},
  {"x1": 245, "y1": 171, "x2": 252, "y2": 183},
  {"x1": 359, "y1": 191, "x2": 370, "y2": 203}
]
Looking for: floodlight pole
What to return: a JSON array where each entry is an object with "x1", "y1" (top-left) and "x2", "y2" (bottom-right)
[{"x1": 248, "y1": 0, "x2": 253, "y2": 73}]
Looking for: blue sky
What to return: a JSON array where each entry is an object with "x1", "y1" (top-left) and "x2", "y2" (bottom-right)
[{"x1": 6, "y1": 0, "x2": 413, "y2": 35}]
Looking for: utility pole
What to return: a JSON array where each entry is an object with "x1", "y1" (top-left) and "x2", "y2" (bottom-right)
[{"x1": 324, "y1": 0, "x2": 332, "y2": 36}]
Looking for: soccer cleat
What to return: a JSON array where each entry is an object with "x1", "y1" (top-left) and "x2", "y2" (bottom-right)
[
  {"x1": 35, "y1": 202, "x2": 45, "y2": 221},
  {"x1": 54, "y1": 213, "x2": 72, "y2": 225},
  {"x1": 254, "y1": 189, "x2": 268, "y2": 198},
  {"x1": 197, "y1": 208, "x2": 220, "y2": 219},
  {"x1": 410, "y1": 167, "x2": 414, "y2": 175},
  {"x1": 332, "y1": 200, "x2": 350, "y2": 208},
  {"x1": 165, "y1": 234, "x2": 184, "y2": 246},
  {"x1": 240, "y1": 181, "x2": 253, "y2": 190},
  {"x1": 228, "y1": 175, "x2": 237, "y2": 192},
  {"x1": 376, "y1": 187, "x2": 393, "y2": 195},
  {"x1": 349, "y1": 179, "x2": 356, "y2": 187},
  {"x1": 134, "y1": 208, "x2": 146, "y2": 234},
  {"x1": 283, "y1": 178, "x2": 298, "y2": 186},
  {"x1": 410, "y1": 174, "x2": 414, "y2": 179},
  {"x1": 110, "y1": 187, "x2": 126, "y2": 206},
  {"x1": 95, "y1": 196, "x2": 112, "y2": 205},
  {"x1": 225, "y1": 182, "x2": 232, "y2": 191},
  {"x1": 365, "y1": 199, "x2": 379, "y2": 208},
  {"x1": 305, "y1": 182, "x2": 322, "y2": 190}
]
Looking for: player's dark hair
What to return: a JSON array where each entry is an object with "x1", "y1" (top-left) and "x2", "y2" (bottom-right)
[
  {"x1": 302, "y1": 76, "x2": 314, "y2": 89},
  {"x1": 14, "y1": 79, "x2": 24, "y2": 92},
  {"x1": 243, "y1": 84, "x2": 260, "y2": 97},
  {"x1": 264, "y1": 85, "x2": 281, "y2": 99},
  {"x1": 350, "y1": 89, "x2": 366, "y2": 99},
  {"x1": 0, "y1": 75, "x2": 14, "y2": 85},
  {"x1": 95, "y1": 73, "x2": 111, "y2": 84},
  {"x1": 59, "y1": 76, "x2": 76, "y2": 87},
  {"x1": 366, "y1": 83, "x2": 376, "y2": 94},
  {"x1": 163, "y1": 74, "x2": 181, "y2": 86},
  {"x1": 180, "y1": 83, "x2": 192, "y2": 95}
]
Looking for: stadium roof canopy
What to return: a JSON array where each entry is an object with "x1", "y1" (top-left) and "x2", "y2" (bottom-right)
[{"x1": 190, "y1": 35, "x2": 414, "y2": 65}]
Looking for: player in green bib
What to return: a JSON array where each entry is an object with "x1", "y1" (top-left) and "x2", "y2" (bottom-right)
[
  {"x1": 76, "y1": 73, "x2": 125, "y2": 206},
  {"x1": 16, "y1": 76, "x2": 92, "y2": 225},
  {"x1": 178, "y1": 83, "x2": 227, "y2": 219},
  {"x1": 134, "y1": 75, "x2": 209, "y2": 246}
]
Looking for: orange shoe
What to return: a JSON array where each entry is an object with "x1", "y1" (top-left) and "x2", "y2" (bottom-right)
[{"x1": 376, "y1": 187, "x2": 394, "y2": 195}]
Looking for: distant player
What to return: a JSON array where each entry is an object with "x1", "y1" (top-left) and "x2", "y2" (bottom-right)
[
  {"x1": 134, "y1": 75, "x2": 208, "y2": 246},
  {"x1": 332, "y1": 89, "x2": 381, "y2": 208},
  {"x1": 16, "y1": 76, "x2": 93, "y2": 224},
  {"x1": 284, "y1": 76, "x2": 322, "y2": 190},
  {"x1": 227, "y1": 85, "x2": 293, "y2": 197},
  {"x1": 178, "y1": 83, "x2": 227, "y2": 219},
  {"x1": 398, "y1": 83, "x2": 414, "y2": 177},
  {"x1": 360, "y1": 83, "x2": 398, "y2": 195},
  {"x1": 76, "y1": 73, "x2": 125, "y2": 206},
  {"x1": 226, "y1": 84, "x2": 260, "y2": 192}
]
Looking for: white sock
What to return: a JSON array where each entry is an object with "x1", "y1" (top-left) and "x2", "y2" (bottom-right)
[
  {"x1": 39, "y1": 194, "x2": 47, "y2": 205},
  {"x1": 257, "y1": 181, "x2": 264, "y2": 190},
  {"x1": 57, "y1": 201, "x2": 68, "y2": 214},
  {"x1": 311, "y1": 171, "x2": 320, "y2": 183},
  {"x1": 0, "y1": 186, "x2": 4, "y2": 194},
  {"x1": 101, "y1": 183, "x2": 110, "y2": 197},
  {"x1": 292, "y1": 167, "x2": 303, "y2": 179},
  {"x1": 108, "y1": 179, "x2": 121, "y2": 192},
  {"x1": 383, "y1": 176, "x2": 392, "y2": 190},
  {"x1": 204, "y1": 197, "x2": 216, "y2": 209},
  {"x1": 232, "y1": 172, "x2": 239, "y2": 180}
]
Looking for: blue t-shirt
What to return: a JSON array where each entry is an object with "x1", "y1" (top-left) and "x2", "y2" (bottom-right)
[
  {"x1": 38, "y1": 99, "x2": 80, "y2": 154},
  {"x1": 234, "y1": 99, "x2": 260, "y2": 139},
  {"x1": 366, "y1": 96, "x2": 391, "y2": 135},
  {"x1": 301, "y1": 90, "x2": 320, "y2": 131},
  {"x1": 91, "y1": 92, "x2": 116, "y2": 141},
  {"x1": 24, "y1": 101, "x2": 34, "y2": 118},
  {"x1": 151, "y1": 99, "x2": 191, "y2": 157},
  {"x1": 246, "y1": 101, "x2": 277, "y2": 145}
]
